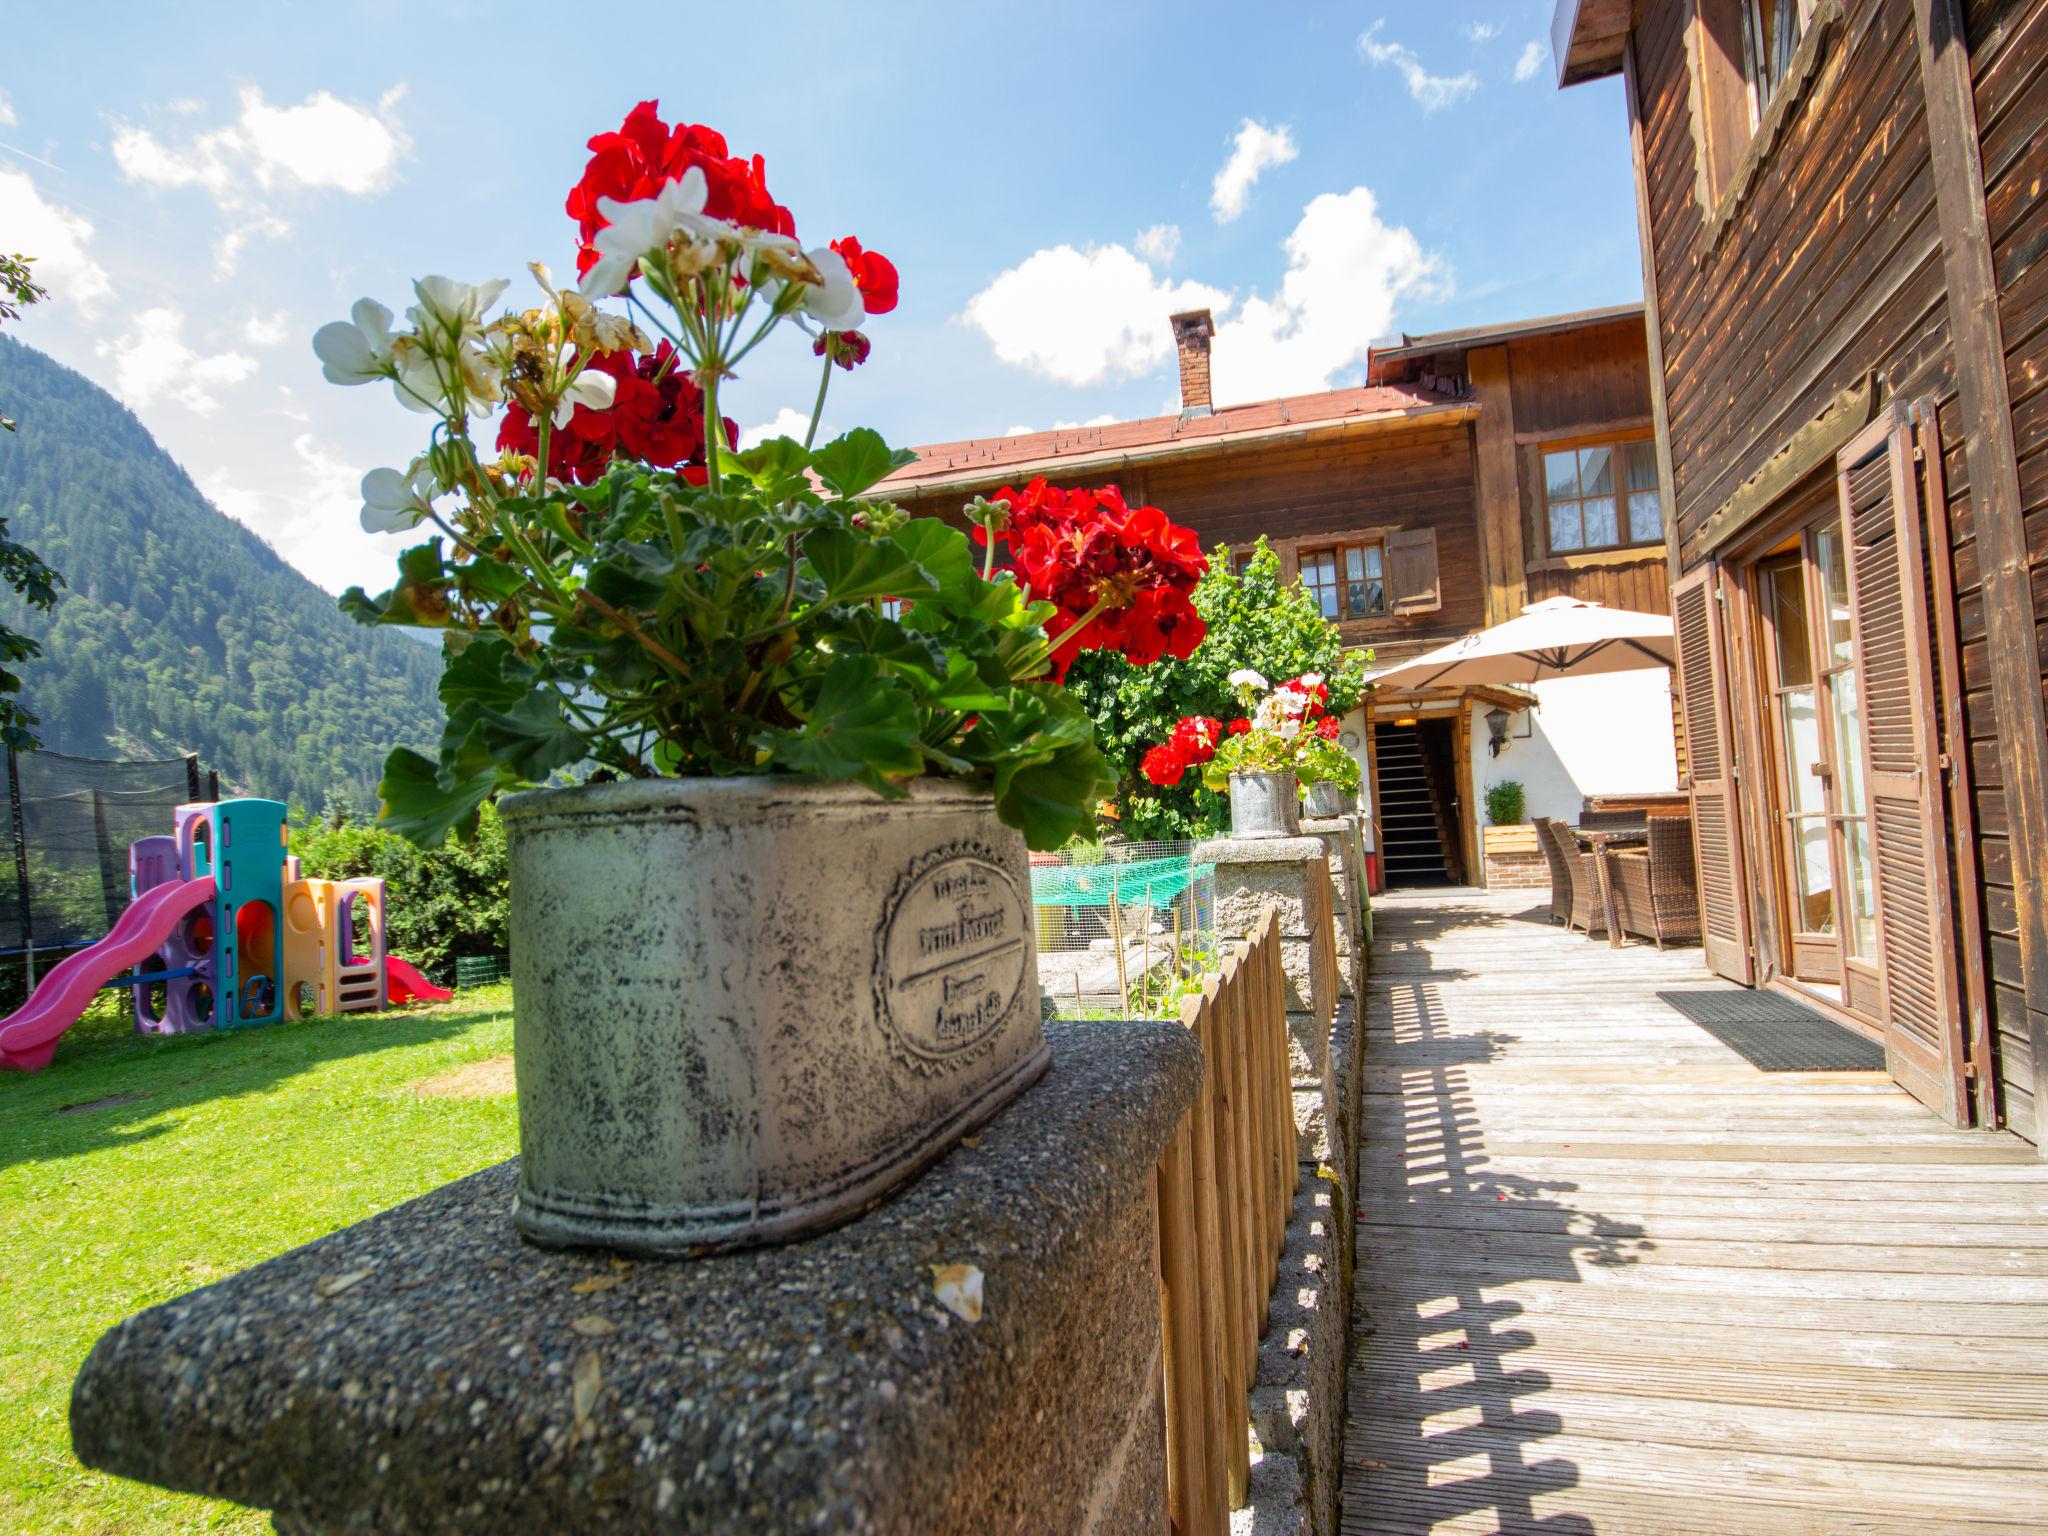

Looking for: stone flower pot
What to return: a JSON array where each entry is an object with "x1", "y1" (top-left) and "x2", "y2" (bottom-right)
[
  {"x1": 1303, "y1": 779, "x2": 1350, "y2": 818},
  {"x1": 500, "y1": 776, "x2": 1049, "y2": 1256},
  {"x1": 1228, "y1": 769, "x2": 1301, "y2": 838}
]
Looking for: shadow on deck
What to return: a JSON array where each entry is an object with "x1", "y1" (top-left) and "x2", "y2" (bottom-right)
[{"x1": 1340, "y1": 888, "x2": 2048, "y2": 1536}]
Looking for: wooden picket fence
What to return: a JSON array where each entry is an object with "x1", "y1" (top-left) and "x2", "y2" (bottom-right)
[{"x1": 1154, "y1": 907, "x2": 1298, "y2": 1535}]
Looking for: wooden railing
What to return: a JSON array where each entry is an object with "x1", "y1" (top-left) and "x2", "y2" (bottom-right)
[{"x1": 1154, "y1": 908, "x2": 1298, "y2": 1535}]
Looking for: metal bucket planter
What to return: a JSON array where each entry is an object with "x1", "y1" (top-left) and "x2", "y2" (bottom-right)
[
  {"x1": 1303, "y1": 779, "x2": 1350, "y2": 818},
  {"x1": 1228, "y1": 770, "x2": 1301, "y2": 838},
  {"x1": 500, "y1": 776, "x2": 1049, "y2": 1256}
]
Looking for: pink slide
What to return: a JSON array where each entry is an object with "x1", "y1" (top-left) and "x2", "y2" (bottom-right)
[
  {"x1": 0, "y1": 876, "x2": 217, "y2": 1072},
  {"x1": 384, "y1": 956, "x2": 453, "y2": 1005}
]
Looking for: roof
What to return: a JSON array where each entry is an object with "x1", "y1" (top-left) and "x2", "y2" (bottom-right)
[
  {"x1": 1550, "y1": 0, "x2": 1631, "y2": 87},
  {"x1": 1366, "y1": 302, "x2": 1645, "y2": 380},
  {"x1": 875, "y1": 383, "x2": 1473, "y2": 498}
]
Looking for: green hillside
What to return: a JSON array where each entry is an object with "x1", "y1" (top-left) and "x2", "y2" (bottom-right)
[{"x1": 0, "y1": 335, "x2": 441, "y2": 806}]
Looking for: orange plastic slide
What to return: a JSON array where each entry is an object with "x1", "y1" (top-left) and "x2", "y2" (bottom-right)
[{"x1": 0, "y1": 876, "x2": 217, "y2": 1072}]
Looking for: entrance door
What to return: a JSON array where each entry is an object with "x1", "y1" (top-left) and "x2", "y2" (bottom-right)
[{"x1": 1753, "y1": 525, "x2": 1879, "y2": 994}]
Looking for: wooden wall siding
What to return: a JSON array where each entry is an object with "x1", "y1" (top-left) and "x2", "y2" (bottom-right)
[
  {"x1": 1468, "y1": 346, "x2": 1527, "y2": 626},
  {"x1": 1525, "y1": 553, "x2": 1673, "y2": 611},
  {"x1": 897, "y1": 423, "x2": 1490, "y2": 653},
  {"x1": 1635, "y1": 0, "x2": 2046, "y2": 1138},
  {"x1": 1505, "y1": 320, "x2": 1657, "y2": 438}
]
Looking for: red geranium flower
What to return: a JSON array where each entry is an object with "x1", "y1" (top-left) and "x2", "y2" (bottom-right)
[
  {"x1": 566, "y1": 101, "x2": 796, "y2": 280},
  {"x1": 1141, "y1": 743, "x2": 1188, "y2": 787},
  {"x1": 982, "y1": 477, "x2": 1209, "y2": 678},
  {"x1": 498, "y1": 341, "x2": 734, "y2": 485},
  {"x1": 1227, "y1": 718, "x2": 1252, "y2": 736},
  {"x1": 829, "y1": 237, "x2": 899, "y2": 317},
  {"x1": 1170, "y1": 715, "x2": 1223, "y2": 765},
  {"x1": 1316, "y1": 715, "x2": 1341, "y2": 740},
  {"x1": 814, "y1": 329, "x2": 873, "y2": 371}
]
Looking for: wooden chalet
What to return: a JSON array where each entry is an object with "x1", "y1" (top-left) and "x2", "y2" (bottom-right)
[
  {"x1": 879, "y1": 305, "x2": 1680, "y2": 890},
  {"x1": 1554, "y1": 0, "x2": 2047, "y2": 1142}
]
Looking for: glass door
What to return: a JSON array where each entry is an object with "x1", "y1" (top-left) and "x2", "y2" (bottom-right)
[{"x1": 1753, "y1": 518, "x2": 1878, "y2": 993}]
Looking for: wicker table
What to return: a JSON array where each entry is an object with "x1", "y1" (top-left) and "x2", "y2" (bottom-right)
[{"x1": 1570, "y1": 825, "x2": 1648, "y2": 949}]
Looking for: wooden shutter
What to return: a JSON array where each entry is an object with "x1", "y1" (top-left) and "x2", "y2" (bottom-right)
[
  {"x1": 1838, "y1": 412, "x2": 1968, "y2": 1125},
  {"x1": 1385, "y1": 528, "x2": 1442, "y2": 614},
  {"x1": 1672, "y1": 564, "x2": 1753, "y2": 983}
]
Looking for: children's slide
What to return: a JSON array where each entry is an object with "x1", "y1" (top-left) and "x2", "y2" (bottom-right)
[
  {"x1": 383, "y1": 956, "x2": 453, "y2": 1005},
  {"x1": 0, "y1": 876, "x2": 217, "y2": 1072}
]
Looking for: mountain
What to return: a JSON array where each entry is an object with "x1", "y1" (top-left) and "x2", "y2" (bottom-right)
[{"x1": 0, "y1": 334, "x2": 442, "y2": 807}]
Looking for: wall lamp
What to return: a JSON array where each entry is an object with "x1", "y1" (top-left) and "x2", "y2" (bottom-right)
[{"x1": 1485, "y1": 706, "x2": 1512, "y2": 758}]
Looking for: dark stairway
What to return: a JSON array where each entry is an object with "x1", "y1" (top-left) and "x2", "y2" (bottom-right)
[{"x1": 1374, "y1": 723, "x2": 1452, "y2": 887}]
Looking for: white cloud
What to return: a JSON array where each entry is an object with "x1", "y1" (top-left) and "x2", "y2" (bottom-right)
[
  {"x1": 1462, "y1": 21, "x2": 1500, "y2": 42},
  {"x1": 1358, "y1": 21, "x2": 1481, "y2": 112},
  {"x1": 1004, "y1": 424, "x2": 1036, "y2": 437},
  {"x1": 95, "y1": 305, "x2": 258, "y2": 414},
  {"x1": 1514, "y1": 40, "x2": 1548, "y2": 82},
  {"x1": 0, "y1": 92, "x2": 15, "y2": 128},
  {"x1": 242, "y1": 310, "x2": 291, "y2": 347},
  {"x1": 1210, "y1": 119, "x2": 1297, "y2": 224},
  {"x1": 112, "y1": 85, "x2": 408, "y2": 272},
  {"x1": 1211, "y1": 186, "x2": 1443, "y2": 406},
  {"x1": 961, "y1": 243, "x2": 1231, "y2": 388},
  {"x1": 965, "y1": 185, "x2": 1441, "y2": 409},
  {"x1": 204, "y1": 434, "x2": 411, "y2": 596},
  {"x1": 738, "y1": 406, "x2": 811, "y2": 449},
  {"x1": 0, "y1": 168, "x2": 114, "y2": 315},
  {"x1": 1135, "y1": 223, "x2": 1181, "y2": 266}
]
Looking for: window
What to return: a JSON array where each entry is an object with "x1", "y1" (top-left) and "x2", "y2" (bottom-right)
[
  {"x1": 1299, "y1": 542, "x2": 1385, "y2": 621},
  {"x1": 1692, "y1": 0, "x2": 1820, "y2": 205},
  {"x1": 1229, "y1": 547, "x2": 1256, "y2": 576},
  {"x1": 1543, "y1": 439, "x2": 1662, "y2": 554}
]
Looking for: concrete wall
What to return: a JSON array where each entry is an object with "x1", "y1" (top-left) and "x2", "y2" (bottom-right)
[{"x1": 1468, "y1": 667, "x2": 1677, "y2": 830}]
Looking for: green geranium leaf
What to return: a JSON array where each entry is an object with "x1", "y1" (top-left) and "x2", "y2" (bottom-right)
[
  {"x1": 585, "y1": 542, "x2": 678, "y2": 610},
  {"x1": 456, "y1": 689, "x2": 588, "y2": 782},
  {"x1": 802, "y1": 527, "x2": 940, "y2": 605},
  {"x1": 754, "y1": 655, "x2": 922, "y2": 781},
  {"x1": 730, "y1": 436, "x2": 815, "y2": 501},
  {"x1": 377, "y1": 747, "x2": 499, "y2": 848},
  {"x1": 994, "y1": 738, "x2": 1111, "y2": 851},
  {"x1": 438, "y1": 635, "x2": 536, "y2": 712},
  {"x1": 823, "y1": 606, "x2": 948, "y2": 676},
  {"x1": 810, "y1": 427, "x2": 914, "y2": 497},
  {"x1": 887, "y1": 518, "x2": 975, "y2": 599},
  {"x1": 339, "y1": 540, "x2": 452, "y2": 628}
]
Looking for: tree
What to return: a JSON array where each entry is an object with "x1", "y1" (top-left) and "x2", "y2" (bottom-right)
[
  {"x1": 0, "y1": 256, "x2": 65, "y2": 748},
  {"x1": 290, "y1": 801, "x2": 510, "y2": 973},
  {"x1": 1063, "y1": 538, "x2": 1370, "y2": 840}
]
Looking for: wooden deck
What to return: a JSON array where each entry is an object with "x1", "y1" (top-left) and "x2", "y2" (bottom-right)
[{"x1": 1341, "y1": 888, "x2": 2048, "y2": 1536}]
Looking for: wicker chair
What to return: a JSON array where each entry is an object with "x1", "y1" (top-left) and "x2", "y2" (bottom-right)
[
  {"x1": 1609, "y1": 818, "x2": 1702, "y2": 949},
  {"x1": 1531, "y1": 816, "x2": 1573, "y2": 925},
  {"x1": 1539, "y1": 819, "x2": 1608, "y2": 938}
]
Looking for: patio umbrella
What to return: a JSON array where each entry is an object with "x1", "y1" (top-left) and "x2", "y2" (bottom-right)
[{"x1": 1362, "y1": 596, "x2": 1674, "y2": 691}]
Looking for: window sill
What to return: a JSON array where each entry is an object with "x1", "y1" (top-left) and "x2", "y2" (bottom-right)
[
  {"x1": 1696, "y1": 0, "x2": 1842, "y2": 259},
  {"x1": 1526, "y1": 544, "x2": 1669, "y2": 574}
]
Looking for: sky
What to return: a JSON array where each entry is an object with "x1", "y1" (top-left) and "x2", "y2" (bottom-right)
[{"x1": 1, "y1": 0, "x2": 1640, "y2": 598}]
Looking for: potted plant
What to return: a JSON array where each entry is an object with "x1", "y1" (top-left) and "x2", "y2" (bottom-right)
[
  {"x1": 315, "y1": 102, "x2": 1206, "y2": 1254},
  {"x1": 1141, "y1": 670, "x2": 1359, "y2": 838}
]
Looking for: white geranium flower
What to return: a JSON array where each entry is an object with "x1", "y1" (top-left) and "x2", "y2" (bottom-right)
[
  {"x1": 1299, "y1": 672, "x2": 1325, "y2": 687},
  {"x1": 1276, "y1": 687, "x2": 1310, "y2": 717},
  {"x1": 797, "y1": 245, "x2": 865, "y2": 331},
  {"x1": 579, "y1": 168, "x2": 725, "y2": 298},
  {"x1": 360, "y1": 461, "x2": 438, "y2": 533},
  {"x1": 408, "y1": 275, "x2": 510, "y2": 340},
  {"x1": 312, "y1": 298, "x2": 397, "y2": 385},
  {"x1": 1279, "y1": 718, "x2": 1302, "y2": 740},
  {"x1": 551, "y1": 348, "x2": 617, "y2": 427},
  {"x1": 1228, "y1": 668, "x2": 1269, "y2": 691},
  {"x1": 390, "y1": 347, "x2": 447, "y2": 415}
]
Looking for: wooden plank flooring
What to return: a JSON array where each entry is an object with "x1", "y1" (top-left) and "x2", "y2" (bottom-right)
[{"x1": 1340, "y1": 889, "x2": 2048, "y2": 1536}]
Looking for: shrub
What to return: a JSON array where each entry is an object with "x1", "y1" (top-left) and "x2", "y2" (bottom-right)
[
  {"x1": 1484, "y1": 780, "x2": 1527, "y2": 827},
  {"x1": 290, "y1": 801, "x2": 509, "y2": 974}
]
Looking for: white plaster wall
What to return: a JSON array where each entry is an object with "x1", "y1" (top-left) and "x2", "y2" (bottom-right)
[{"x1": 1468, "y1": 667, "x2": 1679, "y2": 829}]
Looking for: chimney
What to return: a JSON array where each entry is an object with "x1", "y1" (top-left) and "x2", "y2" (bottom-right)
[{"x1": 1170, "y1": 309, "x2": 1215, "y2": 417}]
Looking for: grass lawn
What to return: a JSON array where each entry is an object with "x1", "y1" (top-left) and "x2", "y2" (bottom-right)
[{"x1": 0, "y1": 986, "x2": 520, "y2": 1534}]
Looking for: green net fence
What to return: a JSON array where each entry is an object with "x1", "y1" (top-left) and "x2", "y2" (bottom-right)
[{"x1": 1031, "y1": 841, "x2": 1217, "y2": 1018}]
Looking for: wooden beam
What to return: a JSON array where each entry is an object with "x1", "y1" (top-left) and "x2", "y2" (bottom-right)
[
  {"x1": 1912, "y1": 0, "x2": 2048, "y2": 1148},
  {"x1": 1467, "y1": 345, "x2": 1526, "y2": 627},
  {"x1": 1696, "y1": 375, "x2": 1879, "y2": 556},
  {"x1": 1623, "y1": 35, "x2": 1684, "y2": 588}
]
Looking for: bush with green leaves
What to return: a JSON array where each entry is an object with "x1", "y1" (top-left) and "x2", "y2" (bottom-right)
[
  {"x1": 1064, "y1": 539, "x2": 1369, "y2": 840},
  {"x1": 290, "y1": 800, "x2": 509, "y2": 974},
  {"x1": 1484, "y1": 780, "x2": 1527, "y2": 827}
]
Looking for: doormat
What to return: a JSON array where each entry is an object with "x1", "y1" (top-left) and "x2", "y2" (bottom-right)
[{"x1": 1655, "y1": 989, "x2": 1885, "y2": 1071}]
